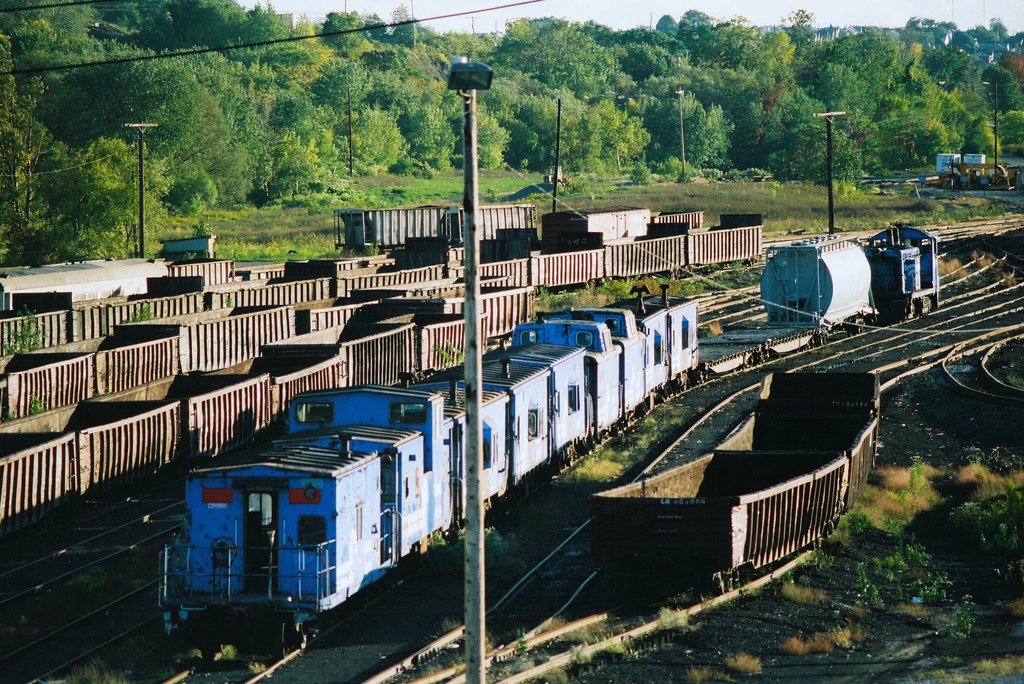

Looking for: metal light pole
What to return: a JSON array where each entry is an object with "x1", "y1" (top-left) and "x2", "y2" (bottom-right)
[
  {"x1": 675, "y1": 89, "x2": 686, "y2": 180},
  {"x1": 813, "y1": 111, "x2": 845, "y2": 235},
  {"x1": 447, "y1": 56, "x2": 493, "y2": 684},
  {"x1": 125, "y1": 123, "x2": 157, "y2": 258}
]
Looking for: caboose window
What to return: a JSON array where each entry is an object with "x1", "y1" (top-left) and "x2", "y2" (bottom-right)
[
  {"x1": 654, "y1": 332, "x2": 663, "y2": 365},
  {"x1": 528, "y1": 408, "x2": 540, "y2": 439},
  {"x1": 298, "y1": 515, "x2": 327, "y2": 546},
  {"x1": 605, "y1": 319, "x2": 620, "y2": 333},
  {"x1": 519, "y1": 330, "x2": 538, "y2": 346},
  {"x1": 295, "y1": 401, "x2": 333, "y2": 424},
  {"x1": 390, "y1": 402, "x2": 427, "y2": 424},
  {"x1": 568, "y1": 385, "x2": 580, "y2": 413},
  {"x1": 574, "y1": 331, "x2": 594, "y2": 348},
  {"x1": 483, "y1": 423, "x2": 493, "y2": 469}
]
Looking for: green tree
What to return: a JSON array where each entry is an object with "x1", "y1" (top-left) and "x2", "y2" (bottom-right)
[
  {"x1": 999, "y1": 111, "x2": 1024, "y2": 145},
  {"x1": 493, "y1": 20, "x2": 616, "y2": 94},
  {"x1": 353, "y1": 108, "x2": 407, "y2": 174}
]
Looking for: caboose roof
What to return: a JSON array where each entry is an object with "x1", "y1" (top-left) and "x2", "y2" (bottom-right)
[{"x1": 194, "y1": 443, "x2": 375, "y2": 477}]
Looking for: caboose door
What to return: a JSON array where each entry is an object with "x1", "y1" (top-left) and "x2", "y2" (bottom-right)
[{"x1": 243, "y1": 491, "x2": 278, "y2": 594}]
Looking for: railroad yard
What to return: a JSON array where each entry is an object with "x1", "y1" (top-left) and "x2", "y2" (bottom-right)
[{"x1": 2, "y1": 215, "x2": 1024, "y2": 684}]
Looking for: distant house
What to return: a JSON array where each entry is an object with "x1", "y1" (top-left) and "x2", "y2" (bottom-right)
[{"x1": 277, "y1": 13, "x2": 296, "y2": 28}]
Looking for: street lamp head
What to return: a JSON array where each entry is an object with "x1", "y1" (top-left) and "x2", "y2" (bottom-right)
[{"x1": 447, "y1": 57, "x2": 493, "y2": 91}]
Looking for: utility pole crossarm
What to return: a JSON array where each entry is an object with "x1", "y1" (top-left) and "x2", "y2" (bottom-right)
[
  {"x1": 125, "y1": 123, "x2": 157, "y2": 259},
  {"x1": 813, "y1": 112, "x2": 846, "y2": 235}
]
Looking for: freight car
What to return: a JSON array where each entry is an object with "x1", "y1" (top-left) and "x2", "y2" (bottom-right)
[
  {"x1": 761, "y1": 227, "x2": 941, "y2": 331},
  {"x1": 589, "y1": 372, "x2": 879, "y2": 593}
]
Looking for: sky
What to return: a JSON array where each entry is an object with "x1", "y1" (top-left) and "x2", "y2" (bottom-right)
[{"x1": 260, "y1": 0, "x2": 1024, "y2": 36}]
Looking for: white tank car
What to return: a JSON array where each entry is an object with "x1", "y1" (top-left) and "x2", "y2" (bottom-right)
[{"x1": 761, "y1": 236, "x2": 874, "y2": 327}]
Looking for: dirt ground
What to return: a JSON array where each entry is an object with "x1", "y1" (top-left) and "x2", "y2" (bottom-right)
[{"x1": 571, "y1": 367, "x2": 1024, "y2": 684}]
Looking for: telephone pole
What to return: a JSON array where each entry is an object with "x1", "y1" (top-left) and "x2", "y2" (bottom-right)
[
  {"x1": 125, "y1": 123, "x2": 157, "y2": 258},
  {"x1": 813, "y1": 112, "x2": 845, "y2": 235}
]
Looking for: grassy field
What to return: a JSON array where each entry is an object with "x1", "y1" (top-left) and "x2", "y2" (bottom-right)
[{"x1": 149, "y1": 172, "x2": 1006, "y2": 261}]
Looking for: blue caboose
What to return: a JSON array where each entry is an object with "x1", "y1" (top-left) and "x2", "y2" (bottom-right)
[
  {"x1": 543, "y1": 308, "x2": 649, "y2": 417},
  {"x1": 513, "y1": 319, "x2": 622, "y2": 436},
  {"x1": 161, "y1": 442, "x2": 392, "y2": 656},
  {"x1": 866, "y1": 226, "x2": 941, "y2": 324}
]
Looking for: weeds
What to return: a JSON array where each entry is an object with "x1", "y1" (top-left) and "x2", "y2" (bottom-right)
[
  {"x1": 780, "y1": 582, "x2": 828, "y2": 606},
  {"x1": 67, "y1": 660, "x2": 129, "y2": 684},
  {"x1": 950, "y1": 488, "x2": 1024, "y2": 554},
  {"x1": 895, "y1": 602, "x2": 932, "y2": 619},
  {"x1": 856, "y1": 460, "x2": 942, "y2": 532},
  {"x1": 27, "y1": 394, "x2": 46, "y2": 415},
  {"x1": 973, "y1": 654, "x2": 1024, "y2": 676},
  {"x1": 725, "y1": 652, "x2": 761, "y2": 674},
  {"x1": 1004, "y1": 598, "x2": 1024, "y2": 619},
  {"x1": 685, "y1": 666, "x2": 733, "y2": 683},
  {"x1": 955, "y1": 594, "x2": 980, "y2": 637},
  {"x1": 658, "y1": 606, "x2": 689, "y2": 630},
  {"x1": 129, "y1": 303, "x2": 153, "y2": 323},
  {"x1": 4, "y1": 309, "x2": 43, "y2": 354}
]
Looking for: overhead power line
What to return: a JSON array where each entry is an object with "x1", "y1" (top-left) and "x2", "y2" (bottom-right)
[
  {"x1": 1, "y1": 0, "x2": 543, "y2": 76},
  {"x1": 0, "y1": 0, "x2": 136, "y2": 13}
]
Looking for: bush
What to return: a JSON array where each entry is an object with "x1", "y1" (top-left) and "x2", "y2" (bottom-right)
[
  {"x1": 630, "y1": 164, "x2": 653, "y2": 186},
  {"x1": 951, "y1": 489, "x2": 1024, "y2": 554}
]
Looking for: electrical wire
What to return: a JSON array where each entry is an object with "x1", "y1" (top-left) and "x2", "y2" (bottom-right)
[{"x1": 1, "y1": 0, "x2": 544, "y2": 76}]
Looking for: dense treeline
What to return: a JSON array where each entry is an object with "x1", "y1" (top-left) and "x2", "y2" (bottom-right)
[{"x1": 1, "y1": 3, "x2": 1022, "y2": 264}]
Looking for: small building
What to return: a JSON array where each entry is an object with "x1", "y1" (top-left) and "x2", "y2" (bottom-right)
[{"x1": 160, "y1": 235, "x2": 216, "y2": 260}]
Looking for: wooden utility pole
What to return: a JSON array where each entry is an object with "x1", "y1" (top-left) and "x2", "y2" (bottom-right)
[
  {"x1": 813, "y1": 112, "x2": 845, "y2": 235},
  {"x1": 347, "y1": 88, "x2": 355, "y2": 175},
  {"x1": 552, "y1": 98, "x2": 561, "y2": 214},
  {"x1": 125, "y1": 123, "x2": 157, "y2": 258},
  {"x1": 676, "y1": 90, "x2": 686, "y2": 180}
]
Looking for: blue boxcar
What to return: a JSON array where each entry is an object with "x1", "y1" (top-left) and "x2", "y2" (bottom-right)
[
  {"x1": 866, "y1": 226, "x2": 941, "y2": 323},
  {"x1": 513, "y1": 319, "x2": 623, "y2": 435}
]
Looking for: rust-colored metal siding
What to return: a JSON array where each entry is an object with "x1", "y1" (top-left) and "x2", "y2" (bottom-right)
[
  {"x1": 167, "y1": 260, "x2": 234, "y2": 286},
  {"x1": 271, "y1": 354, "x2": 346, "y2": 420},
  {"x1": 298, "y1": 300, "x2": 367, "y2": 334},
  {"x1": 687, "y1": 225, "x2": 762, "y2": 266},
  {"x1": 94, "y1": 336, "x2": 180, "y2": 395},
  {"x1": 418, "y1": 318, "x2": 469, "y2": 372},
  {"x1": 1, "y1": 353, "x2": 94, "y2": 418},
  {"x1": 479, "y1": 259, "x2": 531, "y2": 288},
  {"x1": 651, "y1": 211, "x2": 705, "y2": 230},
  {"x1": 212, "y1": 278, "x2": 333, "y2": 309},
  {"x1": 480, "y1": 287, "x2": 533, "y2": 338},
  {"x1": 0, "y1": 310, "x2": 68, "y2": 354},
  {"x1": 186, "y1": 374, "x2": 272, "y2": 459},
  {"x1": 337, "y1": 265, "x2": 446, "y2": 298},
  {"x1": 0, "y1": 434, "x2": 78, "y2": 537},
  {"x1": 73, "y1": 293, "x2": 206, "y2": 341},
  {"x1": 338, "y1": 324, "x2": 417, "y2": 386},
  {"x1": 532, "y1": 251, "x2": 605, "y2": 288},
  {"x1": 740, "y1": 456, "x2": 847, "y2": 568},
  {"x1": 118, "y1": 307, "x2": 295, "y2": 374},
  {"x1": 79, "y1": 401, "x2": 181, "y2": 493},
  {"x1": 604, "y1": 236, "x2": 688, "y2": 279}
]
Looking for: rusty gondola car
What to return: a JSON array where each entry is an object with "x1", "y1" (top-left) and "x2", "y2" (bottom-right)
[{"x1": 589, "y1": 372, "x2": 879, "y2": 592}]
